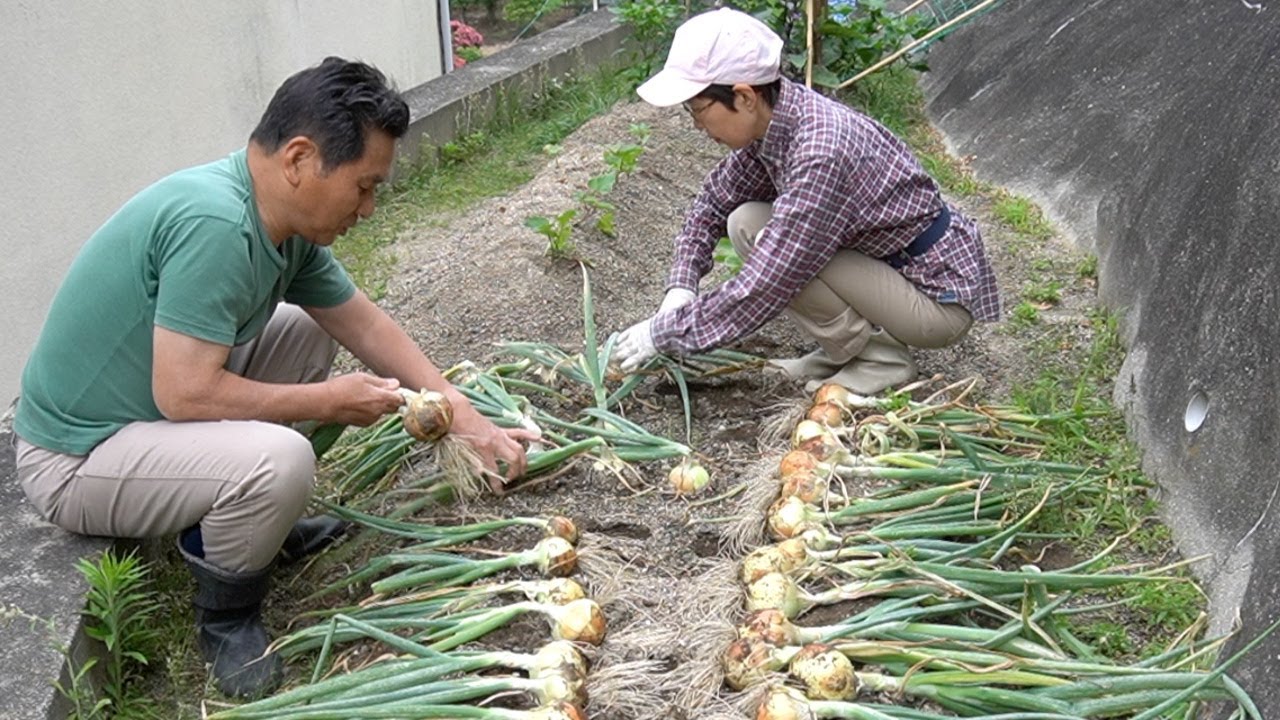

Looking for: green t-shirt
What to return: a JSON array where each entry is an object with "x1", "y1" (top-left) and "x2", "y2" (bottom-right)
[{"x1": 16, "y1": 149, "x2": 356, "y2": 455}]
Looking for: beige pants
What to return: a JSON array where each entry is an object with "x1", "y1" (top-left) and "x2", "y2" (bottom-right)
[
  {"x1": 729, "y1": 202, "x2": 973, "y2": 363},
  {"x1": 15, "y1": 304, "x2": 338, "y2": 573}
]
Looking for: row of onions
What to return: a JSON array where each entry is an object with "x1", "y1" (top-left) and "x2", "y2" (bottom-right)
[
  {"x1": 206, "y1": 507, "x2": 602, "y2": 719},
  {"x1": 317, "y1": 268, "x2": 755, "y2": 508},
  {"x1": 206, "y1": 271, "x2": 764, "y2": 718},
  {"x1": 728, "y1": 381, "x2": 1264, "y2": 720}
]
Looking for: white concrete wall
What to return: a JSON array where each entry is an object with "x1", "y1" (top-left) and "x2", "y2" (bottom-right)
[{"x1": 0, "y1": 0, "x2": 445, "y2": 405}]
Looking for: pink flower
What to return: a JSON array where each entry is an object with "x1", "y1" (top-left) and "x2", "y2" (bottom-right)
[
  {"x1": 453, "y1": 54, "x2": 467, "y2": 69},
  {"x1": 450, "y1": 20, "x2": 484, "y2": 47}
]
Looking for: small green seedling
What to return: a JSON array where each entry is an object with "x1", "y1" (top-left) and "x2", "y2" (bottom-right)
[{"x1": 525, "y1": 209, "x2": 577, "y2": 257}]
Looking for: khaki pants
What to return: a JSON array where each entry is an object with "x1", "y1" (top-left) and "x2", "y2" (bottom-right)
[
  {"x1": 15, "y1": 304, "x2": 338, "y2": 573},
  {"x1": 729, "y1": 202, "x2": 973, "y2": 363}
]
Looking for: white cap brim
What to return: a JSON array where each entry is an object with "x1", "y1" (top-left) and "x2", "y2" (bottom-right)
[{"x1": 636, "y1": 69, "x2": 710, "y2": 107}]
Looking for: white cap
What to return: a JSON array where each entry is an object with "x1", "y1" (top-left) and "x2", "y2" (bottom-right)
[{"x1": 636, "y1": 8, "x2": 784, "y2": 107}]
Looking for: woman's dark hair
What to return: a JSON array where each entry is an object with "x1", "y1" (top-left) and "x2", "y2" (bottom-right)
[
  {"x1": 695, "y1": 79, "x2": 782, "y2": 111},
  {"x1": 250, "y1": 57, "x2": 410, "y2": 170}
]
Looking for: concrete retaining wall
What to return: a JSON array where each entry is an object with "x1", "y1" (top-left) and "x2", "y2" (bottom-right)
[
  {"x1": 920, "y1": 0, "x2": 1280, "y2": 713},
  {"x1": 0, "y1": 0, "x2": 447, "y2": 407}
]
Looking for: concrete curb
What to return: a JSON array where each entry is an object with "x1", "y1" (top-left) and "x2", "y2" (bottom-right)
[
  {"x1": 0, "y1": 12, "x2": 632, "y2": 718},
  {"x1": 397, "y1": 10, "x2": 632, "y2": 173}
]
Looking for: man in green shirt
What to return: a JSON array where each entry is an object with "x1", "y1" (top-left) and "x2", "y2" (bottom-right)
[{"x1": 13, "y1": 57, "x2": 537, "y2": 697}]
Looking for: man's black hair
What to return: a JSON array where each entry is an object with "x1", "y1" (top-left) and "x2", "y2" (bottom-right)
[
  {"x1": 695, "y1": 79, "x2": 782, "y2": 111},
  {"x1": 250, "y1": 57, "x2": 410, "y2": 170}
]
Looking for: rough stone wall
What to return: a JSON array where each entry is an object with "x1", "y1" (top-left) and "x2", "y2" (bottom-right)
[{"x1": 920, "y1": 0, "x2": 1280, "y2": 713}]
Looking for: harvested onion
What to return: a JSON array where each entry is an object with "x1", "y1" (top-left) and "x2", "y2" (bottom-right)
[
  {"x1": 669, "y1": 460, "x2": 711, "y2": 495},
  {"x1": 552, "y1": 598, "x2": 607, "y2": 645},
  {"x1": 536, "y1": 536, "x2": 578, "y2": 577},
  {"x1": 399, "y1": 388, "x2": 453, "y2": 442},
  {"x1": 790, "y1": 644, "x2": 857, "y2": 700}
]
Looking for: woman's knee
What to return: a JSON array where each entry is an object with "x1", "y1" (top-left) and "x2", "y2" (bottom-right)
[{"x1": 727, "y1": 202, "x2": 773, "y2": 258}]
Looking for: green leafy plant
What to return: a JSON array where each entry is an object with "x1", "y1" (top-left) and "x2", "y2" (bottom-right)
[
  {"x1": 76, "y1": 549, "x2": 159, "y2": 716},
  {"x1": 730, "y1": 0, "x2": 932, "y2": 86},
  {"x1": 713, "y1": 236, "x2": 744, "y2": 275},
  {"x1": 993, "y1": 193, "x2": 1054, "y2": 239},
  {"x1": 525, "y1": 209, "x2": 578, "y2": 257},
  {"x1": 612, "y1": 0, "x2": 687, "y2": 83},
  {"x1": 502, "y1": 0, "x2": 571, "y2": 25},
  {"x1": 1024, "y1": 279, "x2": 1063, "y2": 305},
  {"x1": 628, "y1": 122, "x2": 652, "y2": 145},
  {"x1": 575, "y1": 141, "x2": 648, "y2": 237},
  {"x1": 440, "y1": 131, "x2": 489, "y2": 165},
  {"x1": 1010, "y1": 300, "x2": 1040, "y2": 326}
]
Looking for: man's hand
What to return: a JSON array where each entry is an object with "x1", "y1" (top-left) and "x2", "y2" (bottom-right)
[
  {"x1": 612, "y1": 317, "x2": 657, "y2": 373},
  {"x1": 324, "y1": 373, "x2": 405, "y2": 426},
  {"x1": 448, "y1": 396, "x2": 540, "y2": 493},
  {"x1": 658, "y1": 287, "x2": 696, "y2": 314}
]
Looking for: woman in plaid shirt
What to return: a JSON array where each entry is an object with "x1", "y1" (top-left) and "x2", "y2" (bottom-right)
[{"x1": 612, "y1": 8, "x2": 999, "y2": 395}]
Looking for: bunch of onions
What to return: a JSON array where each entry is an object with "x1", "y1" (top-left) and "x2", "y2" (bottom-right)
[
  {"x1": 414, "y1": 597, "x2": 606, "y2": 652},
  {"x1": 317, "y1": 500, "x2": 579, "y2": 548},
  {"x1": 370, "y1": 536, "x2": 579, "y2": 595},
  {"x1": 208, "y1": 642, "x2": 591, "y2": 720},
  {"x1": 399, "y1": 388, "x2": 454, "y2": 442}
]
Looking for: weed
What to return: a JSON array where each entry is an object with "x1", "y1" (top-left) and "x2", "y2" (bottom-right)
[
  {"x1": 1077, "y1": 253, "x2": 1099, "y2": 279},
  {"x1": 525, "y1": 210, "x2": 578, "y2": 257},
  {"x1": 1073, "y1": 621, "x2": 1134, "y2": 657},
  {"x1": 77, "y1": 548, "x2": 160, "y2": 717},
  {"x1": 439, "y1": 131, "x2": 489, "y2": 165},
  {"x1": 1010, "y1": 301, "x2": 1040, "y2": 326},
  {"x1": 1023, "y1": 279, "x2": 1063, "y2": 305},
  {"x1": 628, "y1": 122, "x2": 652, "y2": 144},
  {"x1": 993, "y1": 193, "x2": 1054, "y2": 240}
]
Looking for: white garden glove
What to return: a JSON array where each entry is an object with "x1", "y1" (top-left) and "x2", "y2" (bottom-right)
[
  {"x1": 658, "y1": 287, "x2": 696, "y2": 314},
  {"x1": 612, "y1": 317, "x2": 657, "y2": 373}
]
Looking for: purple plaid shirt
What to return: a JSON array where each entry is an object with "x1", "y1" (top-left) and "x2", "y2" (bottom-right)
[{"x1": 650, "y1": 79, "x2": 1000, "y2": 355}]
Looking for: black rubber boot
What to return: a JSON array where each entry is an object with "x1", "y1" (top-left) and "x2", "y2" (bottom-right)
[
  {"x1": 278, "y1": 514, "x2": 350, "y2": 565},
  {"x1": 179, "y1": 534, "x2": 282, "y2": 698}
]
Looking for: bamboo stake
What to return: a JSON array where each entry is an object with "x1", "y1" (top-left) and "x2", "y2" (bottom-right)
[
  {"x1": 838, "y1": 0, "x2": 1000, "y2": 88},
  {"x1": 805, "y1": 0, "x2": 817, "y2": 88},
  {"x1": 897, "y1": 0, "x2": 930, "y2": 15}
]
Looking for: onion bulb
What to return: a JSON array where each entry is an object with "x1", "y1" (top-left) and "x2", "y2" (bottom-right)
[
  {"x1": 778, "y1": 449, "x2": 820, "y2": 478},
  {"x1": 812, "y1": 383, "x2": 853, "y2": 408},
  {"x1": 669, "y1": 460, "x2": 711, "y2": 495},
  {"x1": 790, "y1": 644, "x2": 857, "y2": 700},
  {"x1": 399, "y1": 389, "x2": 453, "y2": 442},
  {"x1": 791, "y1": 420, "x2": 842, "y2": 460},
  {"x1": 533, "y1": 702, "x2": 587, "y2": 720},
  {"x1": 546, "y1": 515, "x2": 580, "y2": 545},
  {"x1": 722, "y1": 636, "x2": 783, "y2": 690},
  {"x1": 746, "y1": 572, "x2": 803, "y2": 618},
  {"x1": 536, "y1": 537, "x2": 578, "y2": 577},
  {"x1": 531, "y1": 641, "x2": 589, "y2": 706},
  {"x1": 767, "y1": 495, "x2": 816, "y2": 540},
  {"x1": 532, "y1": 640, "x2": 588, "y2": 684},
  {"x1": 740, "y1": 540, "x2": 808, "y2": 584},
  {"x1": 551, "y1": 598, "x2": 607, "y2": 645},
  {"x1": 738, "y1": 609, "x2": 799, "y2": 647},
  {"x1": 806, "y1": 402, "x2": 846, "y2": 427},
  {"x1": 756, "y1": 685, "x2": 815, "y2": 720},
  {"x1": 779, "y1": 471, "x2": 829, "y2": 505},
  {"x1": 534, "y1": 578, "x2": 586, "y2": 605}
]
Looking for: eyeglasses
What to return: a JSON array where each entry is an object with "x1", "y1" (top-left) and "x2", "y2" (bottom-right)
[{"x1": 682, "y1": 100, "x2": 714, "y2": 119}]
